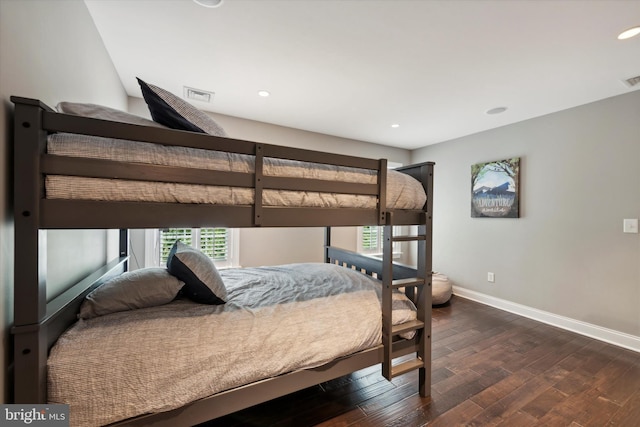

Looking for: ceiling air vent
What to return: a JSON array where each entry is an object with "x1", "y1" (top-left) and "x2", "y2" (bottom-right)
[
  {"x1": 622, "y1": 75, "x2": 640, "y2": 88},
  {"x1": 184, "y1": 86, "x2": 214, "y2": 103}
]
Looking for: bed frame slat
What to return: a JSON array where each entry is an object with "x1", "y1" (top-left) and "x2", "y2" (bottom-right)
[
  {"x1": 325, "y1": 246, "x2": 417, "y2": 281},
  {"x1": 41, "y1": 155, "x2": 256, "y2": 187},
  {"x1": 262, "y1": 144, "x2": 380, "y2": 169},
  {"x1": 39, "y1": 200, "x2": 425, "y2": 229}
]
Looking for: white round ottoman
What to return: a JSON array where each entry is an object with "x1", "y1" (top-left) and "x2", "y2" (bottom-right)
[{"x1": 432, "y1": 272, "x2": 452, "y2": 305}]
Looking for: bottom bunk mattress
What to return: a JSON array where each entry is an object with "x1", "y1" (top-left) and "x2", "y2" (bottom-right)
[{"x1": 48, "y1": 263, "x2": 417, "y2": 426}]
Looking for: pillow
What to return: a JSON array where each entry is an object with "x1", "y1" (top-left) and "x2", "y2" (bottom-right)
[
  {"x1": 78, "y1": 268, "x2": 184, "y2": 319},
  {"x1": 56, "y1": 101, "x2": 167, "y2": 128},
  {"x1": 136, "y1": 78, "x2": 228, "y2": 136},
  {"x1": 166, "y1": 240, "x2": 227, "y2": 304}
]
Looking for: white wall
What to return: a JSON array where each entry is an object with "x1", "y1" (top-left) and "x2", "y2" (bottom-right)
[
  {"x1": 0, "y1": 0, "x2": 127, "y2": 401},
  {"x1": 128, "y1": 97, "x2": 411, "y2": 268},
  {"x1": 412, "y1": 91, "x2": 640, "y2": 345}
]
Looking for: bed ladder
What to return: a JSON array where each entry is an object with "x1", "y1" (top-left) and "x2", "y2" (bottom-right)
[{"x1": 381, "y1": 212, "x2": 432, "y2": 392}]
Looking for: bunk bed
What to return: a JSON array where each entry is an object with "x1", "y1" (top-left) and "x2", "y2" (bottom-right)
[{"x1": 11, "y1": 95, "x2": 434, "y2": 426}]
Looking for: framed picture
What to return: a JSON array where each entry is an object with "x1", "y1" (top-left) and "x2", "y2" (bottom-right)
[{"x1": 471, "y1": 157, "x2": 520, "y2": 218}]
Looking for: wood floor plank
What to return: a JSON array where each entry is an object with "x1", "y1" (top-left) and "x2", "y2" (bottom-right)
[
  {"x1": 470, "y1": 368, "x2": 535, "y2": 409},
  {"x1": 467, "y1": 376, "x2": 552, "y2": 425},
  {"x1": 520, "y1": 386, "x2": 568, "y2": 419},
  {"x1": 523, "y1": 335, "x2": 592, "y2": 376},
  {"x1": 493, "y1": 410, "x2": 538, "y2": 426},
  {"x1": 597, "y1": 360, "x2": 640, "y2": 406},
  {"x1": 427, "y1": 398, "x2": 483, "y2": 427},
  {"x1": 557, "y1": 388, "x2": 621, "y2": 427},
  {"x1": 605, "y1": 388, "x2": 640, "y2": 426},
  {"x1": 346, "y1": 393, "x2": 431, "y2": 427},
  {"x1": 553, "y1": 368, "x2": 595, "y2": 396}
]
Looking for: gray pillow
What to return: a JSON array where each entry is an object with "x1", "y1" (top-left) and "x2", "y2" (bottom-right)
[
  {"x1": 137, "y1": 77, "x2": 228, "y2": 137},
  {"x1": 56, "y1": 101, "x2": 167, "y2": 128},
  {"x1": 166, "y1": 240, "x2": 227, "y2": 304},
  {"x1": 79, "y1": 268, "x2": 184, "y2": 319}
]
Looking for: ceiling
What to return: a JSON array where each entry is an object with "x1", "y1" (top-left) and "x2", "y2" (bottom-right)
[{"x1": 84, "y1": 0, "x2": 640, "y2": 150}]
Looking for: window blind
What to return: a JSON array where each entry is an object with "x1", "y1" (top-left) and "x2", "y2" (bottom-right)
[
  {"x1": 361, "y1": 225, "x2": 381, "y2": 252},
  {"x1": 159, "y1": 228, "x2": 229, "y2": 265}
]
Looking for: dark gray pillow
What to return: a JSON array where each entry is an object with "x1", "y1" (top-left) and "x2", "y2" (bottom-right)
[
  {"x1": 166, "y1": 240, "x2": 227, "y2": 304},
  {"x1": 79, "y1": 268, "x2": 184, "y2": 319},
  {"x1": 137, "y1": 78, "x2": 228, "y2": 137}
]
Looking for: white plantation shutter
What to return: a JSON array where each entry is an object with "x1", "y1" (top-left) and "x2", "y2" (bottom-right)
[
  {"x1": 159, "y1": 228, "x2": 193, "y2": 264},
  {"x1": 358, "y1": 225, "x2": 402, "y2": 255},
  {"x1": 159, "y1": 228, "x2": 230, "y2": 265},
  {"x1": 199, "y1": 228, "x2": 229, "y2": 261},
  {"x1": 361, "y1": 225, "x2": 381, "y2": 252}
]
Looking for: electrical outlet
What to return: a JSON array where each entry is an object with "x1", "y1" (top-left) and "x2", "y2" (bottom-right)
[
  {"x1": 487, "y1": 272, "x2": 495, "y2": 283},
  {"x1": 623, "y1": 219, "x2": 638, "y2": 234}
]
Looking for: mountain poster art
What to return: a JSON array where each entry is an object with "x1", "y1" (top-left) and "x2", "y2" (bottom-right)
[{"x1": 471, "y1": 158, "x2": 520, "y2": 218}]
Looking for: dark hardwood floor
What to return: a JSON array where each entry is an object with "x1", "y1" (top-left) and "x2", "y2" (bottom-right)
[{"x1": 201, "y1": 296, "x2": 640, "y2": 426}]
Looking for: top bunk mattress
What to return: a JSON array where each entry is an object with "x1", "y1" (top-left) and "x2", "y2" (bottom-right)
[{"x1": 45, "y1": 133, "x2": 427, "y2": 210}]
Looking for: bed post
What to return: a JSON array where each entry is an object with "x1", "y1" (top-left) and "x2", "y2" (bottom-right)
[
  {"x1": 377, "y1": 159, "x2": 387, "y2": 224},
  {"x1": 324, "y1": 227, "x2": 331, "y2": 263},
  {"x1": 419, "y1": 162, "x2": 434, "y2": 398},
  {"x1": 253, "y1": 144, "x2": 264, "y2": 226},
  {"x1": 120, "y1": 229, "x2": 129, "y2": 271},
  {"x1": 393, "y1": 161, "x2": 434, "y2": 398},
  {"x1": 11, "y1": 97, "x2": 51, "y2": 403}
]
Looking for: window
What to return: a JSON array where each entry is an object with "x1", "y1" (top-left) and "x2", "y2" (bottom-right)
[
  {"x1": 357, "y1": 225, "x2": 402, "y2": 257},
  {"x1": 146, "y1": 228, "x2": 238, "y2": 268},
  {"x1": 360, "y1": 225, "x2": 382, "y2": 252}
]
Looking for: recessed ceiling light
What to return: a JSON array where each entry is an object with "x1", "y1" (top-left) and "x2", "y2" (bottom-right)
[
  {"x1": 618, "y1": 26, "x2": 640, "y2": 40},
  {"x1": 391, "y1": 123, "x2": 400, "y2": 128},
  {"x1": 193, "y1": 0, "x2": 223, "y2": 8},
  {"x1": 258, "y1": 90, "x2": 270, "y2": 97},
  {"x1": 486, "y1": 107, "x2": 507, "y2": 115}
]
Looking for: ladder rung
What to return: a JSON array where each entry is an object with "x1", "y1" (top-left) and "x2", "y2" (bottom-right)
[
  {"x1": 391, "y1": 358, "x2": 424, "y2": 378},
  {"x1": 392, "y1": 277, "x2": 425, "y2": 289},
  {"x1": 391, "y1": 319, "x2": 424, "y2": 336},
  {"x1": 392, "y1": 234, "x2": 426, "y2": 242}
]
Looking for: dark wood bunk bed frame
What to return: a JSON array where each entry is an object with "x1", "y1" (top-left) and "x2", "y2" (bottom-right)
[{"x1": 11, "y1": 96, "x2": 435, "y2": 426}]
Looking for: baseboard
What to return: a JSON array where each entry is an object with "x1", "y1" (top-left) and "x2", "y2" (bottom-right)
[{"x1": 452, "y1": 286, "x2": 640, "y2": 353}]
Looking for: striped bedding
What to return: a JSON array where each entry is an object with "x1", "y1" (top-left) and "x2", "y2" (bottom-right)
[{"x1": 45, "y1": 133, "x2": 427, "y2": 209}]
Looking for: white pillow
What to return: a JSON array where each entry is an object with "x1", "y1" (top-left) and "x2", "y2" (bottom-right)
[{"x1": 79, "y1": 268, "x2": 184, "y2": 319}]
